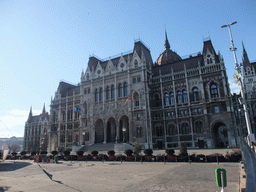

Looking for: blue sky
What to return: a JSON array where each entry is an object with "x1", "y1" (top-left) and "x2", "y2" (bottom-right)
[{"x1": 0, "y1": 0, "x2": 255, "y2": 138}]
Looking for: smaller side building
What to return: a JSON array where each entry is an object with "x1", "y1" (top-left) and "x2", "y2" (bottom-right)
[
  {"x1": 242, "y1": 42, "x2": 256, "y2": 134},
  {"x1": 23, "y1": 105, "x2": 49, "y2": 152}
]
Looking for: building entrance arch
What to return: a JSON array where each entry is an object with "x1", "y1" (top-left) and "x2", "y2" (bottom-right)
[
  {"x1": 119, "y1": 115, "x2": 129, "y2": 143},
  {"x1": 212, "y1": 122, "x2": 228, "y2": 148},
  {"x1": 95, "y1": 119, "x2": 104, "y2": 143},
  {"x1": 106, "y1": 117, "x2": 116, "y2": 143}
]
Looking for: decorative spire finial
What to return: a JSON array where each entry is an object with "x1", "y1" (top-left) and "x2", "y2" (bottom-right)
[
  {"x1": 42, "y1": 103, "x2": 46, "y2": 114},
  {"x1": 164, "y1": 29, "x2": 170, "y2": 50}
]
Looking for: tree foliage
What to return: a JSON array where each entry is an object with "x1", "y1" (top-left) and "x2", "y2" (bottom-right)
[{"x1": 8, "y1": 144, "x2": 21, "y2": 153}]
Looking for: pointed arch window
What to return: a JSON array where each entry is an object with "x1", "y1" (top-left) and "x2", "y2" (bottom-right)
[
  {"x1": 180, "y1": 122, "x2": 190, "y2": 134},
  {"x1": 177, "y1": 91, "x2": 182, "y2": 104},
  {"x1": 169, "y1": 92, "x2": 175, "y2": 105},
  {"x1": 194, "y1": 121, "x2": 203, "y2": 133},
  {"x1": 111, "y1": 85, "x2": 115, "y2": 99},
  {"x1": 156, "y1": 125, "x2": 164, "y2": 136},
  {"x1": 99, "y1": 88, "x2": 103, "y2": 101},
  {"x1": 106, "y1": 86, "x2": 110, "y2": 100},
  {"x1": 133, "y1": 92, "x2": 139, "y2": 107},
  {"x1": 134, "y1": 60, "x2": 138, "y2": 68},
  {"x1": 210, "y1": 84, "x2": 218, "y2": 98},
  {"x1": 62, "y1": 111, "x2": 66, "y2": 121},
  {"x1": 192, "y1": 87, "x2": 198, "y2": 102},
  {"x1": 182, "y1": 90, "x2": 188, "y2": 103},
  {"x1": 164, "y1": 93, "x2": 169, "y2": 106},
  {"x1": 118, "y1": 83, "x2": 123, "y2": 97},
  {"x1": 167, "y1": 124, "x2": 177, "y2": 135},
  {"x1": 154, "y1": 93, "x2": 161, "y2": 107},
  {"x1": 123, "y1": 82, "x2": 128, "y2": 96},
  {"x1": 95, "y1": 89, "x2": 98, "y2": 102}
]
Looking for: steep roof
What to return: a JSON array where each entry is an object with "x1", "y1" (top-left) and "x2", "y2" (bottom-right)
[
  {"x1": 203, "y1": 40, "x2": 219, "y2": 63},
  {"x1": 86, "y1": 40, "x2": 153, "y2": 72},
  {"x1": 57, "y1": 81, "x2": 80, "y2": 98}
]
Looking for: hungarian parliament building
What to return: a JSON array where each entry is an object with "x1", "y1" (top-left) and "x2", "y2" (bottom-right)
[{"x1": 24, "y1": 32, "x2": 256, "y2": 152}]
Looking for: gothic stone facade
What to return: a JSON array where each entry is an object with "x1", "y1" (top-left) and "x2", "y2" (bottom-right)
[
  {"x1": 232, "y1": 43, "x2": 256, "y2": 139},
  {"x1": 47, "y1": 36, "x2": 237, "y2": 151},
  {"x1": 24, "y1": 105, "x2": 49, "y2": 152},
  {"x1": 242, "y1": 43, "x2": 256, "y2": 133},
  {"x1": 149, "y1": 36, "x2": 236, "y2": 149},
  {"x1": 48, "y1": 82, "x2": 80, "y2": 152}
]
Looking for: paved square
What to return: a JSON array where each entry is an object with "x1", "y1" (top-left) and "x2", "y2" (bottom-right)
[{"x1": 0, "y1": 160, "x2": 240, "y2": 192}]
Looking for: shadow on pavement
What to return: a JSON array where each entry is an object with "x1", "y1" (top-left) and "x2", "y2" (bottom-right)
[
  {"x1": 0, "y1": 161, "x2": 32, "y2": 172},
  {"x1": 0, "y1": 186, "x2": 11, "y2": 192}
]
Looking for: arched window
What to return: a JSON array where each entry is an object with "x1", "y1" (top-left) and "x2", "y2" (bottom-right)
[
  {"x1": 164, "y1": 93, "x2": 169, "y2": 106},
  {"x1": 154, "y1": 94, "x2": 161, "y2": 107},
  {"x1": 111, "y1": 85, "x2": 115, "y2": 99},
  {"x1": 192, "y1": 87, "x2": 198, "y2": 102},
  {"x1": 182, "y1": 90, "x2": 188, "y2": 103},
  {"x1": 62, "y1": 111, "x2": 66, "y2": 121},
  {"x1": 83, "y1": 102, "x2": 87, "y2": 114},
  {"x1": 68, "y1": 109, "x2": 72, "y2": 121},
  {"x1": 95, "y1": 89, "x2": 98, "y2": 102},
  {"x1": 106, "y1": 86, "x2": 110, "y2": 100},
  {"x1": 134, "y1": 60, "x2": 138, "y2": 68},
  {"x1": 167, "y1": 124, "x2": 177, "y2": 135},
  {"x1": 194, "y1": 121, "x2": 203, "y2": 133},
  {"x1": 209, "y1": 58, "x2": 213, "y2": 63},
  {"x1": 86, "y1": 74, "x2": 89, "y2": 80},
  {"x1": 118, "y1": 83, "x2": 123, "y2": 97},
  {"x1": 123, "y1": 82, "x2": 128, "y2": 96},
  {"x1": 169, "y1": 92, "x2": 175, "y2": 105},
  {"x1": 133, "y1": 92, "x2": 139, "y2": 107},
  {"x1": 156, "y1": 125, "x2": 164, "y2": 136},
  {"x1": 99, "y1": 88, "x2": 103, "y2": 101},
  {"x1": 137, "y1": 127, "x2": 142, "y2": 137},
  {"x1": 210, "y1": 84, "x2": 218, "y2": 98},
  {"x1": 180, "y1": 122, "x2": 190, "y2": 134},
  {"x1": 177, "y1": 91, "x2": 182, "y2": 104}
]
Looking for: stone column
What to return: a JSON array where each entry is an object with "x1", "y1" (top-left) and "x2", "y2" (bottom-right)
[{"x1": 103, "y1": 120, "x2": 107, "y2": 144}]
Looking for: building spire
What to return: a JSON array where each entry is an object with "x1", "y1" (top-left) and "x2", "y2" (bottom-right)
[
  {"x1": 28, "y1": 106, "x2": 33, "y2": 121},
  {"x1": 164, "y1": 29, "x2": 170, "y2": 50},
  {"x1": 42, "y1": 103, "x2": 46, "y2": 114},
  {"x1": 242, "y1": 41, "x2": 250, "y2": 67}
]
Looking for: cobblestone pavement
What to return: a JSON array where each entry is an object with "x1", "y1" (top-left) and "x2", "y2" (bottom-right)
[{"x1": 0, "y1": 160, "x2": 240, "y2": 192}]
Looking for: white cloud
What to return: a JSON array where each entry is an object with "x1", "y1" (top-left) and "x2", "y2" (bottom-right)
[
  {"x1": 0, "y1": 109, "x2": 42, "y2": 138},
  {"x1": 229, "y1": 79, "x2": 241, "y2": 94}
]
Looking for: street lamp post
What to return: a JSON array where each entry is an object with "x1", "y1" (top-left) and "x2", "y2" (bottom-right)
[
  {"x1": 82, "y1": 131, "x2": 85, "y2": 145},
  {"x1": 122, "y1": 126, "x2": 126, "y2": 143},
  {"x1": 221, "y1": 21, "x2": 255, "y2": 145}
]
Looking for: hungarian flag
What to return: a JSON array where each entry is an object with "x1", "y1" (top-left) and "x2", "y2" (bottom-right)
[{"x1": 126, "y1": 98, "x2": 132, "y2": 101}]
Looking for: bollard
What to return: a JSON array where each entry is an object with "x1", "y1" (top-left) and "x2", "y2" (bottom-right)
[
  {"x1": 164, "y1": 155, "x2": 166, "y2": 164},
  {"x1": 215, "y1": 168, "x2": 227, "y2": 191},
  {"x1": 216, "y1": 154, "x2": 219, "y2": 164},
  {"x1": 141, "y1": 155, "x2": 143, "y2": 164},
  {"x1": 54, "y1": 155, "x2": 58, "y2": 164}
]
